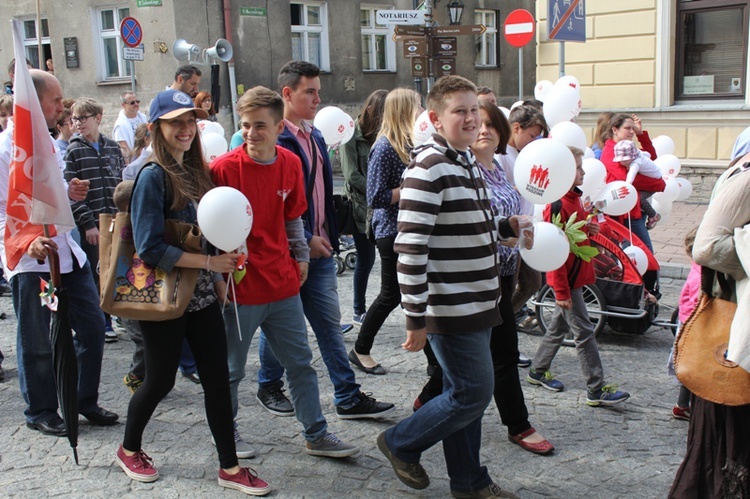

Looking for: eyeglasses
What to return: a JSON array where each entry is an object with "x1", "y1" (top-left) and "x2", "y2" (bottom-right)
[
  {"x1": 124, "y1": 100, "x2": 141, "y2": 105},
  {"x1": 71, "y1": 115, "x2": 95, "y2": 124},
  {"x1": 59, "y1": 120, "x2": 73, "y2": 127}
]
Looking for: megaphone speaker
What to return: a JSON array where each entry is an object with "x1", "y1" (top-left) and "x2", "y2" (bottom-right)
[
  {"x1": 172, "y1": 39, "x2": 201, "y2": 61},
  {"x1": 206, "y1": 38, "x2": 233, "y2": 62}
]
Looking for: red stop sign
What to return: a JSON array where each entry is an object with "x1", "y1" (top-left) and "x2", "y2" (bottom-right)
[{"x1": 504, "y1": 9, "x2": 535, "y2": 48}]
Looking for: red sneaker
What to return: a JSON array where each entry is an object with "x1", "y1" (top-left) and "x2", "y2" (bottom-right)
[
  {"x1": 672, "y1": 405, "x2": 690, "y2": 421},
  {"x1": 218, "y1": 467, "x2": 271, "y2": 496},
  {"x1": 115, "y1": 445, "x2": 159, "y2": 482}
]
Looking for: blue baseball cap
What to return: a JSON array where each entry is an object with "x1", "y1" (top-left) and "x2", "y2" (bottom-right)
[{"x1": 149, "y1": 89, "x2": 208, "y2": 123}]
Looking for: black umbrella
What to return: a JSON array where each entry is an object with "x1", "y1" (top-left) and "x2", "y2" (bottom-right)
[{"x1": 43, "y1": 238, "x2": 79, "y2": 464}]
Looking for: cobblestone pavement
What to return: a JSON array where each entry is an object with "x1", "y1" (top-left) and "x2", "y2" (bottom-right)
[
  {"x1": 0, "y1": 175, "x2": 701, "y2": 498},
  {"x1": 0, "y1": 261, "x2": 690, "y2": 498}
]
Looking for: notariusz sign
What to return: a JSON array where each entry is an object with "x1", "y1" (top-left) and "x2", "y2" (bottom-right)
[{"x1": 376, "y1": 10, "x2": 425, "y2": 25}]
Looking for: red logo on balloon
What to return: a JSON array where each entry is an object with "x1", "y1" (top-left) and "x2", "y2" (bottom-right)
[
  {"x1": 529, "y1": 165, "x2": 550, "y2": 189},
  {"x1": 419, "y1": 121, "x2": 429, "y2": 132},
  {"x1": 613, "y1": 185, "x2": 630, "y2": 199},
  {"x1": 337, "y1": 124, "x2": 345, "y2": 134}
]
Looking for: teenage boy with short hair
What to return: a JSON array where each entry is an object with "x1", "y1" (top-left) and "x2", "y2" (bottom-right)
[
  {"x1": 527, "y1": 146, "x2": 631, "y2": 407},
  {"x1": 210, "y1": 85, "x2": 358, "y2": 459},
  {"x1": 377, "y1": 75, "x2": 522, "y2": 499},
  {"x1": 64, "y1": 97, "x2": 125, "y2": 342},
  {"x1": 251, "y1": 60, "x2": 394, "y2": 421}
]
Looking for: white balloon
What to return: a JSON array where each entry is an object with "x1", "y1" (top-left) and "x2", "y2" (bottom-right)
[
  {"x1": 499, "y1": 106, "x2": 511, "y2": 119},
  {"x1": 653, "y1": 177, "x2": 680, "y2": 203},
  {"x1": 200, "y1": 120, "x2": 225, "y2": 137},
  {"x1": 584, "y1": 147, "x2": 595, "y2": 159},
  {"x1": 534, "y1": 80, "x2": 553, "y2": 102},
  {"x1": 510, "y1": 100, "x2": 524, "y2": 111},
  {"x1": 595, "y1": 181, "x2": 638, "y2": 216},
  {"x1": 549, "y1": 121, "x2": 587, "y2": 151},
  {"x1": 652, "y1": 135, "x2": 675, "y2": 157},
  {"x1": 520, "y1": 221, "x2": 570, "y2": 272},
  {"x1": 580, "y1": 158, "x2": 607, "y2": 198},
  {"x1": 654, "y1": 154, "x2": 681, "y2": 178},
  {"x1": 675, "y1": 177, "x2": 693, "y2": 201},
  {"x1": 197, "y1": 186, "x2": 253, "y2": 252},
  {"x1": 623, "y1": 245, "x2": 648, "y2": 275},
  {"x1": 514, "y1": 138, "x2": 577, "y2": 204},
  {"x1": 340, "y1": 116, "x2": 356, "y2": 146},
  {"x1": 313, "y1": 106, "x2": 353, "y2": 147},
  {"x1": 543, "y1": 83, "x2": 582, "y2": 127},
  {"x1": 413, "y1": 110, "x2": 436, "y2": 147},
  {"x1": 651, "y1": 197, "x2": 672, "y2": 224},
  {"x1": 555, "y1": 75, "x2": 581, "y2": 96},
  {"x1": 202, "y1": 132, "x2": 228, "y2": 163}
]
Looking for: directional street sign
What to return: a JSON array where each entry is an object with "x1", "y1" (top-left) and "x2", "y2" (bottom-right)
[
  {"x1": 411, "y1": 58, "x2": 426, "y2": 77},
  {"x1": 504, "y1": 9, "x2": 535, "y2": 48},
  {"x1": 394, "y1": 25, "x2": 427, "y2": 37},
  {"x1": 435, "y1": 58, "x2": 456, "y2": 77},
  {"x1": 403, "y1": 39, "x2": 427, "y2": 58},
  {"x1": 119, "y1": 16, "x2": 143, "y2": 48},
  {"x1": 432, "y1": 37, "x2": 457, "y2": 57},
  {"x1": 548, "y1": 0, "x2": 586, "y2": 42},
  {"x1": 433, "y1": 24, "x2": 486, "y2": 36}
]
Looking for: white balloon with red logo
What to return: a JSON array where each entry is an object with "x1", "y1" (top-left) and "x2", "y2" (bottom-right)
[
  {"x1": 653, "y1": 177, "x2": 681, "y2": 203},
  {"x1": 198, "y1": 186, "x2": 253, "y2": 252},
  {"x1": 594, "y1": 181, "x2": 638, "y2": 216},
  {"x1": 202, "y1": 132, "x2": 228, "y2": 163},
  {"x1": 652, "y1": 135, "x2": 675, "y2": 157},
  {"x1": 514, "y1": 138, "x2": 577, "y2": 204},
  {"x1": 548, "y1": 121, "x2": 587, "y2": 151},
  {"x1": 534, "y1": 80, "x2": 553, "y2": 102},
  {"x1": 542, "y1": 80, "x2": 582, "y2": 127},
  {"x1": 675, "y1": 177, "x2": 693, "y2": 201},
  {"x1": 624, "y1": 245, "x2": 648, "y2": 275},
  {"x1": 580, "y1": 158, "x2": 607, "y2": 199},
  {"x1": 313, "y1": 106, "x2": 353, "y2": 147},
  {"x1": 413, "y1": 110, "x2": 436, "y2": 147},
  {"x1": 654, "y1": 154, "x2": 681, "y2": 178},
  {"x1": 520, "y1": 221, "x2": 570, "y2": 272}
]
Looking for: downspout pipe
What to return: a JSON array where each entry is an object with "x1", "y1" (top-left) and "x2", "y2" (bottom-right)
[{"x1": 222, "y1": 0, "x2": 238, "y2": 131}]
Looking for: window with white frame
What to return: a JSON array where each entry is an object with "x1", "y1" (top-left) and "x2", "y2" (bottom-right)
[
  {"x1": 474, "y1": 10, "x2": 498, "y2": 67},
  {"x1": 360, "y1": 6, "x2": 396, "y2": 72},
  {"x1": 94, "y1": 6, "x2": 132, "y2": 81},
  {"x1": 290, "y1": 2, "x2": 330, "y2": 71},
  {"x1": 20, "y1": 17, "x2": 51, "y2": 70}
]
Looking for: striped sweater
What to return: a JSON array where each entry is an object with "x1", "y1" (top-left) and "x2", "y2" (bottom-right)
[{"x1": 395, "y1": 135, "x2": 513, "y2": 334}]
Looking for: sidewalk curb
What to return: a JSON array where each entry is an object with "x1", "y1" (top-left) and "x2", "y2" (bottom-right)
[{"x1": 660, "y1": 263, "x2": 690, "y2": 280}]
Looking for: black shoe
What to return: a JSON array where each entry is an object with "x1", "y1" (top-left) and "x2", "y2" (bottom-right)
[
  {"x1": 336, "y1": 392, "x2": 395, "y2": 420},
  {"x1": 256, "y1": 385, "x2": 295, "y2": 417},
  {"x1": 377, "y1": 431, "x2": 429, "y2": 490},
  {"x1": 348, "y1": 349, "x2": 387, "y2": 375},
  {"x1": 182, "y1": 371, "x2": 201, "y2": 384},
  {"x1": 81, "y1": 406, "x2": 119, "y2": 426},
  {"x1": 27, "y1": 416, "x2": 67, "y2": 436}
]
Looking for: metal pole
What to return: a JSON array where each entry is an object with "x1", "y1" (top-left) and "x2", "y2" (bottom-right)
[
  {"x1": 36, "y1": 0, "x2": 43, "y2": 69},
  {"x1": 559, "y1": 41, "x2": 565, "y2": 78},
  {"x1": 518, "y1": 48, "x2": 523, "y2": 102},
  {"x1": 425, "y1": 0, "x2": 434, "y2": 93},
  {"x1": 130, "y1": 60, "x2": 136, "y2": 94}
]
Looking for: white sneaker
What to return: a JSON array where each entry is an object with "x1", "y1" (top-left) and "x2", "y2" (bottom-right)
[{"x1": 212, "y1": 428, "x2": 257, "y2": 459}]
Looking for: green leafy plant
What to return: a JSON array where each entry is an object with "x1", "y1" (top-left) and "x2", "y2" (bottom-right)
[{"x1": 551, "y1": 212, "x2": 600, "y2": 262}]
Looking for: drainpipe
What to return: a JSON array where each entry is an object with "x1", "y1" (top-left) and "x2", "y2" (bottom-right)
[{"x1": 222, "y1": 0, "x2": 238, "y2": 131}]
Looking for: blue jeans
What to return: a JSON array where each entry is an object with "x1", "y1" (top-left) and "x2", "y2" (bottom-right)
[
  {"x1": 179, "y1": 339, "x2": 197, "y2": 375},
  {"x1": 352, "y1": 231, "x2": 376, "y2": 315},
  {"x1": 11, "y1": 262, "x2": 105, "y2": 423},
  {"x1": 384, "y1": 329, "x2": 494, "y2": 493},
  {"x1": 258, "y1": 256, "x2": 361, "y2": 408},
  {"x1": 225, "y1": 295, "x2": 327, "y2": 442},
  {"x1": 626, "y1": 215, "x2": 653, "y2": 252}
]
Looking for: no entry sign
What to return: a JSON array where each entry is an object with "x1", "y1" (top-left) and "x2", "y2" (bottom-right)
[{"x1": 504, "y1": 9, "x2": 535, "y2": 48}]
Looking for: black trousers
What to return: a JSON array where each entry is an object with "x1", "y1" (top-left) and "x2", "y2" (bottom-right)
[{"x1": 123, "y1": 301, "x2": 238, "y2": 469}]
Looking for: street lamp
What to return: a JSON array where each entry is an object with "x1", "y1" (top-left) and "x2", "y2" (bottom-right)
[{"x1": 447, "y1": 1, "x2": 464, "y2": 25}]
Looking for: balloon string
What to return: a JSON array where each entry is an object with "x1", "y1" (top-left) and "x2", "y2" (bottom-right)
[
  {"x1": 225, "y1": 275, "x2": 243, "y2": 342},
  {"x1": 627, "y1": 212, "x2": 633, "y2": 246}
]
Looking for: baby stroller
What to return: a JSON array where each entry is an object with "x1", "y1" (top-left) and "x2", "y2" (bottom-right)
[
  {"x1": 334, "y1": 235, "x2": 357, "y2": 275},
  {"x1": 531, "y1": 215, "x2": 676, "y2": 346}
]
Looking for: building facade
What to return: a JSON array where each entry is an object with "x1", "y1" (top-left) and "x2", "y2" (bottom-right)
[
  {"x1": 536, "y1": 0, "x2": 750, "y2": 200},
  {"x1": 1, "y1": 0, "x2": 536, "y2": 134}
]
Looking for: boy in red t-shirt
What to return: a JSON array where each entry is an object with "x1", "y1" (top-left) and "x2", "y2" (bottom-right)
[
  {"x1": 210, "y1": 86, "x2": 358, "y2": 459},
  {"x1": 526, "y1": 146, "x2": 631, "y2": 407}
]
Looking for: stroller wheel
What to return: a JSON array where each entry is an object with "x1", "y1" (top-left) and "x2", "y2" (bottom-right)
[
  {"x1": 535, "y1": 284, "x2": 607, "y2": 347},
  {"x1": 345, "y1": 252, "x2": 357, "y2": 269},
  {"x1": 335, "y1": 255, "x2": 345, "y2": 275}
]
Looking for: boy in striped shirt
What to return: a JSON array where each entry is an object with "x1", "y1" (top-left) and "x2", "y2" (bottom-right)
[{"x1": 377, "y1": 75, "x2": 524, "y2": 499}]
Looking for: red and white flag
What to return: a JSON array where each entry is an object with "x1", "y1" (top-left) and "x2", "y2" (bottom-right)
[{"x1": 5, "y1": 19, "x2": 74, "y2": 270}]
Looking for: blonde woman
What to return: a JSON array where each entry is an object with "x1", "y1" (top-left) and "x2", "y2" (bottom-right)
[{"x1": 348, "y1": 88, "x2": 421, "y2": 374}]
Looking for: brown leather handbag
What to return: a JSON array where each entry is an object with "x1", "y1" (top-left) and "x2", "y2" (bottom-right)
[{"x1": 674, "y1": 267, "x2": 750, "y2": 406}]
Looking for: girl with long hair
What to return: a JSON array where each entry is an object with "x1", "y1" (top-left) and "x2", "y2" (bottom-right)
[{"x1": 115, "y1": 89, "x2": 270, "y2": 496}]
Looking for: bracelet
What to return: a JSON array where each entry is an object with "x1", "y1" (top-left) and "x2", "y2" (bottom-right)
[{"x1": 206, "y1": 254, "x2": 211, "y2": 271}]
